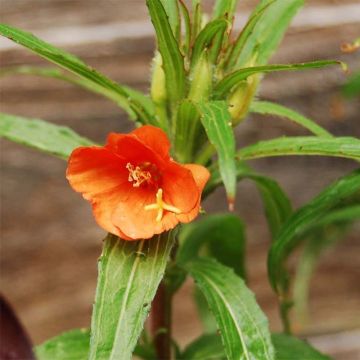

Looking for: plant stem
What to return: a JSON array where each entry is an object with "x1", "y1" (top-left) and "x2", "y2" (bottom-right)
[{"x1": 151, "y1": 281, "x2": 172, "y2": 359}]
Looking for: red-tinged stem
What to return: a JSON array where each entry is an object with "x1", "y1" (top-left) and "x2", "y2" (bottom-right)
[{"x1": 151, "y1": 281, "x2": 172, "y2": 359}]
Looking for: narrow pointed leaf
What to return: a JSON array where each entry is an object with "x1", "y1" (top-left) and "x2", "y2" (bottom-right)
[
  {"x1": 0, "y1": 113, "x2": 94, "y2": 159},
  {"x1": 181, "y1": 333, "x2": 330, "y2": 360},
  {"x1": 0, "y1": 24, "x2": 153, "y2": 123},
  {"x1": 268, "y1": 169, "x2": 360, "y2": 295},
  {"x1": 213, "y1": 0, "x2": 239, "y2": 19},
  {"x1": 198, "y1": 101, "x2": 236, "y2": 204},
  {"x1": 178, "y1": 0, "x2": 191, "y2": 55},
  {"x1": 215, "y1": 61, "x2": 341, "y2": 98},
  {"x1": 235, "y1": 0, "x2": 304, "y2": 67},
  {"x1": 0, "y1": 66, "x2": 156, "y2": 121},
  {"x1": 238, "y1": 136, "x2": 360, "y2": 161},
  {"x1": 185, "y1": 258, "x2": 274, "y2": 360},
  {"x1": 225, "y1": 1, "x2": 276, "y2": 70},
  {"x1": 178, "y1": 214, "x2": 246, "y2": 278},
  {"x1": 205, "y1": 163, "x2": 292, "y2": 239},
  {"x1": 191, "y1": 19, "x2": 228, "y2": 68},
  {"x1": 89, "y1": 233, "x2": 175, "y2": 360},
  {"x1": 159, "y1": 0, "x2": 180, "y2": 39},
  {"x1": 250, "y1": 101, "x2": 332, "y2": 138},
  {"x1": 36, "y1": 329, "x2": 89, "y2": 360},
  {"x1": 146, "y1": 0, "x2": 185, "y2": 105}
]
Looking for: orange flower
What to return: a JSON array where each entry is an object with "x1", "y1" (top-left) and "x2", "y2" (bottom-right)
[{"x1": 66, "y1": 125, "x2": 210, "y2": 240}]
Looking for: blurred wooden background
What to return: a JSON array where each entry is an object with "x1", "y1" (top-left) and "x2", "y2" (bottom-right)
[{"x1": 1, "y1": 1, "x2": 360, "y2": 359}]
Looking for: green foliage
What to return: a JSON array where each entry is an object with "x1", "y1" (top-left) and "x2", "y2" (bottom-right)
[
  {"x1": 342, "y1": 71, "x2": 360, "y2": 99},
  {"x1": 205, "y1": 163, "x2": 292, "y2": 239},
  {"x1": 0, "y1": 113, "x2": 94, "y2": 159},
  {"x1": 178, "y1": 214, "x2": 246, "y2": 278},
  {"x1": 272, "y1": 333, "x2": 331, "y2": 360},
  {"x1": 250, "y1": 101, "x2": 332, "y2": 138},
  {"x1": 185, "y1": 258, "x2": 274, "y2": 360},
  {"x1": 268, "y1": 169, "x2": 360, "y2": 296},
  {"x1": 36, "y1": 329, "x2": 89, "y2": 360},
  {"x1": 198, "y1": 101, "x2": 237, "y2": 204},
  {"x1": 213, "y1": 0, "x2": 239, "y2": 20},
  {"x1": 146, "y1": 0, "x2": 186, "y2": 106},
  {"x1": 180, "y1": 333, "x2": 331, "y2": 360},
  {"x1": 89, "y1": 233, "x2": 175, "y2": 360},
  {"x1": 215, "y1": 61, "x2": 342, "y2": 98},
  {"x1": 238, "y1": 136, "x2": 360, "y2": 161},
  {"x1": 0, "y1": 24, "x2": 153, "y2": 124}
]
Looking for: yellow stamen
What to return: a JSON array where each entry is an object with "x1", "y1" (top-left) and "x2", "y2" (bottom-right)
[
  {"x1": 126, "y1": 162, "x2": 151, "y2": 187},
  {"x1": 144, "y1": 188, "x2": 181, "y2": 222}
]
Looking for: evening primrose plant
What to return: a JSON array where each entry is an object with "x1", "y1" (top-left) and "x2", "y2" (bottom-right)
[{"x1": 1, "y1": 0, "x2": 359, "y2": 359}]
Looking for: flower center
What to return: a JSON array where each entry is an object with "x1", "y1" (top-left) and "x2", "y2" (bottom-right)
[
  {"x1": 144, "y1": 188, "x2": 181, "y2": 222},
  {"x1": 126, "y1": 162, "x2": 153, "y2": 187}
]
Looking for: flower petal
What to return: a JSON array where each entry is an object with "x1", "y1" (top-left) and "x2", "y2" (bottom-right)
[
  {"x1": 111, "y1": 187, "x2": 179, "y2": 239},
  {"x1": 161, "y1": 162, "x2": 200, "y2": 214},
  {"x1": 176, "y1": 164, "x2": 210, "y2": 223},
  {"x1": 132, "y1": 125, "x2": 171, "y2": 160}
]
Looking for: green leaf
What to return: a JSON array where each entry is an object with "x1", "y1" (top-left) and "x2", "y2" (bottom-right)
[
  {"x1": 180, "y1": 333, "x2": 331, "y2": 360},
  {"x1": 235, "y1": 0, "x2": 304, "y2": 67},
  {"x1": 181, "y1": 334, "x2": 226, "y2": 360},
  {"x1": 191, "y1": 19, "x2": 228, "y2": 68},
  {"x1": 213, "y1": 0, "x2": 239, "y2": 19},
  {"x1": 89, "y1": 232, "x2": 175, "y2": 360},
  {"x1": 178, "y1": 0, "x2": 191, "y2": 55},
  {"x1": 293, "y1": 205, "x2": 360, "y2": 324},
  {"x1": 205, "y1": 163, "x2": 292, "y2": 239},
  {"x1": 238, "y1": 136, "x2": 360, "y2": 161},
  {"x1": 225, "y1": 1, "x2": 276, "y2": 70},
  {"x1": 185, "y1": 258, "x2": 274, "y2": 360},
  {"x1": 146, "y1": 0, "x2": 186, "y2": 105},
  {"x1": 35, "y1": 329, "x2": 89, "y2": 360},
  {"x1": 0, "y1": 65, "x2": 155, "y2": 120},
  {"x1": 342, "y1": 71, "x2": 360, "y2": 99},
  {"x1": 0, "y1": 24, "x2": 153, "y2": 123},
  {"x1": 0, "y1": 113, "x2": 94, "y2": 159},
  {"x1": 250, "y1": 101, "x2": 332, "y2": 138},
  {"x1": 178, "y1": 214, "x2": 246, "y2": 278},
  {"x1": 272, "y1": 333, "x2": 331, "y2": 360},
  {"x1": 198, "y1": 101, "x2": 237, "y2": 205},
  {"x1": 159, "y1": 0, "x2": 180, "y2": 39},
  {"x1": 215, "y1": 61, "x2": 341, "y2": 98},
  {"x1": 268, "y1": 169, "x2": 360, "y2": 295}
]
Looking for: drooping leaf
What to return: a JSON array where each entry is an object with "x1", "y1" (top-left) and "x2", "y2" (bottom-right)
[
  {"x1": 293, "y1": 205, "x2": 360, "y2": 324},
  {"x1": 268, "y1": 169, "x2": 360, "y2": 295},
  {"x1": 272, "y1": 333, "x2": 331, "y2": 360},
  {"x1": 146, "y1": 0, "x2": 186, "y2": 106},
  {"x1": 198, "y1": 101, "x2": 237, "y2": 205},
  {"x1": 235, "y1": 0, "x2": 304, "y2": 67},
  {"x1": 250, "y1": 101, "x2": 332, "y2": 138},
  {"x1": 35, "y1": 329, "x2": 89, "y2": 360},
  {"x1": 191, "y1": 19, "x2": 228, "y2": 69},
  {"x1": 0, "y1": 113, "x2": 94, "y2": 159},
  {"x1": 185, "y1": 258, "x2": 274, "y2": 360},
  {"x1": 238, "y1": 136, "x2": 360, "y2": 161},
  {"x1": 89, "y1": 233, "x2": 175, "y2": 360},
  {"x1": 180, "y1": 334, "x2": 225, "y2": 360},
  {"x1": 0, "y1": 24, "x2": 153, "y2": 123},
  {"x1": 178, "y1": 213, "x2": 246, "y2": 278},
  {"x1": 205, "y1": 163, "x2": 292, "y2": 239},
  {"x1": 214, "y1": 61, "x2": 342, "y2": 98},
  {"x1": 0, "y1": 65, "x2": 156, "y2": 120},
  {"x1": 213, "y1": 0, "x2": 239, "y2": 20},
  {"x1": 181, "y1": 333, "x2": 330, "y2": 360}
]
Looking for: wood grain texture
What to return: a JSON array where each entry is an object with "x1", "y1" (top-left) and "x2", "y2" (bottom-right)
[{"x1": 1, "y1": 1, "x2": 359, "y2": 358}]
